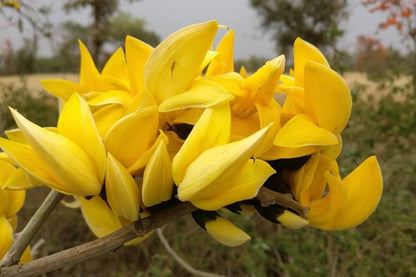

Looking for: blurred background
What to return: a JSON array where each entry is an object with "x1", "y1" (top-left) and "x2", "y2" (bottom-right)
[{"x1": 0, "y1": 0, "x2": 415, "y2": 276}]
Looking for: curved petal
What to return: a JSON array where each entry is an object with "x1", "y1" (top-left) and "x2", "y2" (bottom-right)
[
  {"x1": 274, "y1": 114, "x2": 338, "y2": 147},
  {"x1": 41, "y1": 79, "x2": 85, "y2": 100},
  {"x1": 58, "y1": 93, "x2": 106, "y2": 184},
  {"x1": 206, "y1": 29, "x2": 235, "y2": 76},
  {"x1": 205, "y1": 217, "x2": 250, "y2": 247},
  {"x1": 158, "y1": 79, "x2": 233, "y2": 112},
  {"x1": 125, "y1": 36, "x2": 153, "y2": 94},
  {"x1": 172, "y1": 103, "x2": 231, "y2": 185},
  {"x1": 101, "y1": 47, "x2": 129, "y2": 82},
  {"x1": 127, "y1": 131, "x2": 168, "y2": 174},
  {"x1": 191, "y1": 159, "x2": 275, "y2": 210},
  {"x1": 105, "y1": 153, "x2": 140, "y2": 221},
  {"x1": 11, "y1": 109, "x2": 101, "y2": 196},
  {"x1": 178, "y1": 125, "x2": 270, "y2": 201},
  {"x1": 0, "y1": 160, "x2": 16, "y2": 185},
  {"x1": 105, "y1": 105, "x2": 158, "y2": 168},
  {"x1": 93, "y1": 104, "x2": 124, "y2": 139},
  {"x1": 308, "y1": 171, "x2": 348, "y2": 228},
  {"x1": 304, "y1": 61, "x2": 351, "y2": 134},
  {"x1": 78, "y1": 40, "x2": 100, "y2": 91},
  {"x1": 142, "y1": 138, "x2": 173, "y2": 207},
  {"x1": 2, "y1": 168, "x2": 35, "y2": 190},
  {"x1": 277, "y1": 210, "x2": 309, "y2": 229},
  {"x1": 0, "y1": 215, "x2": 13, "y2": 259},
  {"x1": 255, "y1": 100, "x2": 281, "y2": 156},
  {"x1": 5, "y1": 189, "x2": 25, "y2": 217},
  {"x1": 79, "y1": 196, "x2": 123, "y2": 238},
  {"x1": 144, "y1": 20, "x2": 218, "y2": 103},
  {"x1": 244, "y1": 55, "x2": 285, "y2": 103},
  {"x1": 330, "y1": 156, "x2": 383, "y2": 230},
  {"x1": 293, "y1": 37, "x2": 329, "y2": 87},
  {"x1": 88, "y1": 90, "x2": 133, "y2": 107}
]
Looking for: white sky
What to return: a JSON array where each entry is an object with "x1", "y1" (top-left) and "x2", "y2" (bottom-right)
[{"x1": 0, "y1": 0, "x2": 407, "y2": 60}]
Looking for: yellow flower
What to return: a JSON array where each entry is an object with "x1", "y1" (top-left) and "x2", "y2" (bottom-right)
[
  {"x1": 285, "y1": 155, "x2": 383, "y2": 230},
  {"x1": 0, "y1": 93, "x2": 105, "y2": 196}
]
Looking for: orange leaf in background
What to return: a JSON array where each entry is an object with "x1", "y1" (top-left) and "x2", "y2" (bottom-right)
[{"x1": 401, "y1": 8, "x2": 412, "y2": 17}]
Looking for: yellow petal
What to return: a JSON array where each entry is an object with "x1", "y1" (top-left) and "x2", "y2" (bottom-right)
[
  {"x1": 125, "y1": 36, "x2": 153, "y2": 94},
  {"x1": 172, "y1": 103, "x2": 231, "y2": 185},
  {"x1": 88, "y1": 90, "x2": 133, "y2": 107},
  {"x1": 41, "y1": 79, "x2": 85, "y2": 100},
  {"x1": 205, "y1": 217, "x2": 250, "y2": 247},
  {"x1": 19, "y1": 246, "x2": 32, "y2": 264},
  {"x1": 142, "y1": 139, "x2": 173, "y2": 207},
  {"x1": 158, "y1": 79, "x2": 233, "y2": 112},
  {"x1": 330, "y1": 156, "x2": 383, "y2": 230},
  {"x1": 277, "y1": 210, "x2": 309, "y2": 229},
  {"x1": 101, "y1": 47, "x2": 129, "y2": 82},
  {"x1": 308, "y1": 171, "x2": 348, "y2": 228},
  {"x1": 105, "y1": 105, "x2": 158, "y2": 168},
  {"x1": 191, "y1": 159, "x2": 275, "y2": 210},
  {"x1": 58, "y1": 93, "x2": 106, "y2": 184},
  {"x1": 127, "y1": 131, "x2": 168, "y2": 174},
  {"x1": 293, "y1": 37, "x2": 329, "y2": 87},
  {"x1": 105, "y1": 153, "x2": 140, "y2": 221},
  {"x1": 11, "y1": 109, "x2": 101, "y2": 196},
  {"x1": 244, "y1": 55, "x2": 285, "y2": 103},
  {"x1": 0, "y1": 138, "x2": 72, "y2": 193},
  {"x1": 5, "y1": 189, "x2": 25, "y2": 217},
  {"x1": 93, "y1": 104, "x2": 124, "y2": 139},
  {"x1": 79, "y1": 196, "x2": 123, "y2": 238},
  {"x1": 206, "y1": 29, "x2": 235, "y2": 75},
  {"x1": 144, "y1": 20, "x2": 218, "y2": 103},
  {"x1": 0, "y1": 215, "x2": 13, "y2": 259},
  {"x1": 0, "y1": 160, "x2": 16, "y2": 185},
  {"x1": 261, "y1": 144, "x2": 319, "y2": 160},
  {"x1": 78, "y1": 40, "x2": 100, "y2": 91},
  {"x1": 255, "y1": 100, "x2": 281, "y2": 157},
  {"x1": 2, "y1": 168, "x2": 35, "y2": 190},
  {"x1": 178, "y1": 125, "x2": 270, "y2": 201},
  {"x1": 274, "y1": 114, "x2": 338, "y2": 147},
  {"x1": 304, "y1": 61, "x2": 351, "y2": 134}
]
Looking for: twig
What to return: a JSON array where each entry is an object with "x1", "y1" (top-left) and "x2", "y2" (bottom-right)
[
  {"x1": 30, "y1": 239, "x2": 46, "y2": 260},
  {"x1": 0, "y1": 201, "x2": 197, "y2": 277},
  {"x1": 156, "y1": 228, "x2": 225, "y2": 277},
  {"x1": 256, "y1": 186, "x2": 309, "y2": 219},
  {"x1": 0, "y1": 190, "x2": 64, "y2": 267}
]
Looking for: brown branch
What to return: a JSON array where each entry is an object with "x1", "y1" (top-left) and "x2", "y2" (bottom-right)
[
  {"x1": 256, "y1": 186, "x2": 309, "y2": 219},
  {"x1": 0, "y1": 201, "x2": 197, "y2": 277},
  {"x1": 0, "y1": 190, "x2": 64, "y2": 267}
]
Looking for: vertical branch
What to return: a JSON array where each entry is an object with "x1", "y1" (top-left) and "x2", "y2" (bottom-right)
[{"x1": 0, "y1": 190, "x2": 64, "y2": 267}]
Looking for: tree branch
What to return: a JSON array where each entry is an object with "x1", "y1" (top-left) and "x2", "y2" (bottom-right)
[
  {"x1": 0, "y1": 201, "x2": 197, "y2": 277},
  {"x1": 0, "y1": 190, "x2": 64, "y2": 267},
  {"x1": 0, "y1": 186, "x2": 307, "y2": 276},
  {"x1": 256, "y1": 186, "x2": 309, "y2": 219}
]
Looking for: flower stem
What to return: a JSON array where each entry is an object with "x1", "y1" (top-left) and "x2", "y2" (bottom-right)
[{"x1": 0, "y1": 190, "x2": 64, "y2": 267}]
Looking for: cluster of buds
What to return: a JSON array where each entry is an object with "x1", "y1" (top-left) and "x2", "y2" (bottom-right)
[{"x1": 0, "y1": 21, "x2": 382, "y2": 248}]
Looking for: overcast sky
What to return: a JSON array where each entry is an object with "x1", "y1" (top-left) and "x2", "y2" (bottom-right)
[{"x1": 0, "y1": 0, "x2": 406, "y2": 60}]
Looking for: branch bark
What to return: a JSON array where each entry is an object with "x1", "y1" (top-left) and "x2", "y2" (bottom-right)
[
  {"x1": 256, "y1": 186, "x2": 309, "y2": 219},
  {"x1": 0, "y1": 186, "x2": 307, "y2": 276},
  {"x1": 0, "y1": 201, "x2": 197, "y2": 277}
]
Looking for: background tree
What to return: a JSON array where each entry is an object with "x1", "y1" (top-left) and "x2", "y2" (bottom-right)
[
  {"x1": 249, "y1": 0, "x2": 349, "y2": 66},
  {"x1": 362, "y1": 0, "x2": 416, "y2": 94}
]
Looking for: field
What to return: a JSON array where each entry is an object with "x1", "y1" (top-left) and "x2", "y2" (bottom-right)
[{"x1": 0, "y1": 73, "x2": 415, "y2": 276}]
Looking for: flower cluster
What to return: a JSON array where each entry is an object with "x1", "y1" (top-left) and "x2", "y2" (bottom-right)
[{"x1": 0, "y1": 21, "x2": 383, "y2": 247}]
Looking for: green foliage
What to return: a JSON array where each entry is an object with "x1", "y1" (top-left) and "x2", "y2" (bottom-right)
[
  {"x1": 249, "y1": 0, "x2": 349, "y2": 58},
  {"x1": 0, "y1": 81, "x2": 58, "y2": 134},
  {"x1": 108, "y1": 12, "x2": 160, "y2": 47}
]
